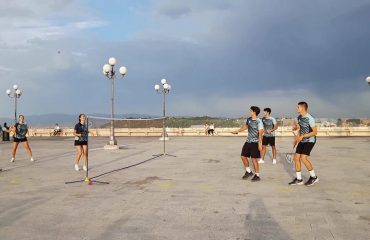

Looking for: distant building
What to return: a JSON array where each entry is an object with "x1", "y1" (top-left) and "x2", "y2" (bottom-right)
[
  {"x1": 320, "y1": 121, "x2": 337, "y2": 127},
  {"x1": 190, "y1": 125, "x2": 204, "y2": 128}
]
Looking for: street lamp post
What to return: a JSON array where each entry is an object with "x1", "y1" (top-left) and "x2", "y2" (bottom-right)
[
  {"x1": 6, "y1": 85, "x2": 22, "y2": 123},
  {"x1": 281, "y1": 117, "x2": 284, "y2": 137},
  {"x1": 154, "y1": 79, "x2": 175, "y2": 157},
  {"x1": 102, "y1": 57, "x2": 127, "y2": 149}
]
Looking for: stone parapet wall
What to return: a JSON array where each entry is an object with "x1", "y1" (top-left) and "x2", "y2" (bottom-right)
[{"x1": 26, "y1": 127, "x2": 370, "y2": 137}]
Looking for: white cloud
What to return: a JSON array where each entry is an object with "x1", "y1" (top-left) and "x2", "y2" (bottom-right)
[
  {"x1": 0, "y1": 65, "x2": 13, "y2": 72},
  {"x1": 0, "y1": 1, "x2": 103, "y2": 47},
  {"x1": 74, "y1": 21, "x2": 107, "y2": 29},
  {"x1": 71, "y1": 51, "x2": 88, "y2": 57}
]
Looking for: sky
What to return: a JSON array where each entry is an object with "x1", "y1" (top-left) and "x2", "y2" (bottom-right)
[{"x1": 0, "y1": 0, "x2": 370, "y2": 119}]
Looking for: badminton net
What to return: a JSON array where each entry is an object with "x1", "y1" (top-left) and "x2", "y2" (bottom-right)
[{"x1": 87, "y1": 115, "x2": 165, "y2": 137}]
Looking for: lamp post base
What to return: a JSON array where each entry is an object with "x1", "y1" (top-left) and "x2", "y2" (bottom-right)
[
  {"x1": 108, "y1": 138, "x2": 117, "y2": 145},
  {"x1": 104, "y1": 144, "x2": 120, "y2": 150},
  {"x1": 159, "y1": 137, "x2": 170, "y2": 141},
  {"x1": 104, "y1": 138, "x2": 119, "y2": 150}
]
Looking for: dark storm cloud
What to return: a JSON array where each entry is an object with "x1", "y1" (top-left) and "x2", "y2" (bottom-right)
[
  {"x1": 158, "y1": 4, "x2": 191, "y2": 18},
  {"x1": 1, "y1": 0, "x2": 369, "y2": 118},
  {"x1": 144, "y1": 0, "x2": 370, "y2": 116}
]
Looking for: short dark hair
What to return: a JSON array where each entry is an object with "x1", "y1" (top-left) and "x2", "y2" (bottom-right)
[
  {"x1": 264, "y1": 108, "x2": 271, "y2": 114},
  {"x1": 298, "y1": 101, "x2": 308, "y2": 110},
  {"x1": 250, "y1": 106, "x2": 260, "y2": 115}
]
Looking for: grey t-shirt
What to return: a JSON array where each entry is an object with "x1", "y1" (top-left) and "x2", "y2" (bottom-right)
[
  {"x1": 262, "y1": 117, "x2": 277, "y2": 137},
  {"x1": 297, "y1": 113, "x2": 316, "y2": 143},
  {"x1": 246, "y1": 117, "x2": 263, "y2": 143}
]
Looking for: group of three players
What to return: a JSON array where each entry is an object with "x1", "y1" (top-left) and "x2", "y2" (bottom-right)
[{"x1": 232, "y1": 101, "x2": 319, "y2": 186}]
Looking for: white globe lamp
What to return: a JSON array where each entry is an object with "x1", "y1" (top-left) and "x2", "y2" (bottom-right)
[
  {"x1": 108, "y1": 57, "x2": 117, "y2": 66},
  {"x1": 119, "y1": 66, "x2": 127, "y2": 75}
]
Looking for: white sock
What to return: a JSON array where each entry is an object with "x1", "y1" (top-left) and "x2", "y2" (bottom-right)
[
  {"x1": 296, "y1": 172, "x2": 302, "y2": 180},
  {"x1": 309, "y1": 170, "x2": 316, "y2": 177},
  {"x1": 256, "y1": 173, "x2": 260, "y2": 176},
  {"x1": 245, "y1": 167, "x2": 251, "y2": 173},
  {"x1": 273, "y1": 159, "x2": 276, "y2": 161}
]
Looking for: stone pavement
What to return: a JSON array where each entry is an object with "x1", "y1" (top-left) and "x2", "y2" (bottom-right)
[{"x1": 0, "y1": 137, "x2": 369, "y2": 240}]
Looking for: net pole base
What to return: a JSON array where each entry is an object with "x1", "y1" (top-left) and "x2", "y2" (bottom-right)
[
  {"x1": 65, "y1": 177, "x2": 109, "y2": 185},
  {"x1": 104, "y1": 144, "x2": 120, "y2": 150},
  {"x1": 152, "y1": 153, "x2": 177, "y2": 158}
]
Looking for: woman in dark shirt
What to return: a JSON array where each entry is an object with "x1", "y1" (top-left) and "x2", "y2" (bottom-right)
[
  {"x1": 7, "y1": 115, "x2": 34, "y2": 162},
  {"x1": 74, "y1": 114, "x2": 88, "y2": 171}
]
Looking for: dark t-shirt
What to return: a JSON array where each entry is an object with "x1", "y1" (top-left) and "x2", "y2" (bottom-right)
[
  {"x1": 15, "y1": 123, "x2": 28, "y2": 139},
  {"x1": 74, "y1": 122, "x2": 88, "y2": 142}
]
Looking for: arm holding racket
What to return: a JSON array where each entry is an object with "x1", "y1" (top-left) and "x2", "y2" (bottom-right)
[
  {"x1": 3, "y1": 126, "x2": 14, "y2": 133},
  {"x1": 292, "y1": 122, "x2": 300, "y2": 149},
  {"x1": 73, "y1": 128, "x2": 83, "y2": 140},
  {"x1": 270, "y1": 120, "x2": 279, "y2": 133},
  {"x1": 231, "y1": 123, "x2": 248, "y2": 134},
  {"x1": 73, "y1": 130, "x2": 82, "y2": 137},
  {"x1": 297, "y1": 126, "x2": 317, "y2": 142},
  {"x1": 258, "y1": 129, "x2": 263, "y2": 152}
]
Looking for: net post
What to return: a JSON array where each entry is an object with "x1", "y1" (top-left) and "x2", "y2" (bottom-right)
[{"x1": 85, "y1": 116, "x2": 89, "y2": 182}]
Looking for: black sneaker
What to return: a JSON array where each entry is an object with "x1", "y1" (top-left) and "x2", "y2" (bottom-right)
[
  {"x1": 305, "y1": 176, "x2": 319, "y2": 186},
  {"x1": 251, "y1": 175, "x2": 261, "y2": 182},
  {"x1": 242, "y1": 171, "x2": 254, "y2": 179},
  {"x1": 288, "y1": 178, "x2": 304, "y2": 185}
]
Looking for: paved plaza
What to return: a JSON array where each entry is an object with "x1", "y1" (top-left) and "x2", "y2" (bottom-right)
[{"x1": 0, "y1": 136, "x2": 369, "y2": 240}]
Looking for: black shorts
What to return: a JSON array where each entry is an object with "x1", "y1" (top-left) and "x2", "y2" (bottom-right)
[
  {"x1": 14, "y1": 137, "x2": 27, "y2": 143},
  {"x1": 74, "y1": 141, "x2": 88, "y2": 146},
  {"x1": 262, "y1": 136, "x2": 275, "y2": 146},
  {"x1": 296, "y1": 142, "x2": 315, "y2": 156},
  {"x1": 241, "y1": 142, "x2": 260, "y2": 159}
]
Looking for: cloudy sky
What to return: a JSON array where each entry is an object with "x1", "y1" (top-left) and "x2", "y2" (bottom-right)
[{"x1": 0, "y1": 0, "x2": 369, "y2": 119}]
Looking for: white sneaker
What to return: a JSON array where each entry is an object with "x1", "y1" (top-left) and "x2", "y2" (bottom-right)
[
  {"x1": 272, "y1": 159, "x2": 277, "y2": 165},
  {"x1": 74, "y1": 164, "x2": 79, "y2": 171},
  {"x1": 30, "y1": 157, "x2": 34, "y2": 162},
  {"x1": 83, "y1": 165, "x2": 87, "y2": 171},
  {"x1": 10, "y1": 157, "x2": 15, "y2": 163},
  {"x1": 258, "y1": 159, "x2": 265, "y2": 164}
]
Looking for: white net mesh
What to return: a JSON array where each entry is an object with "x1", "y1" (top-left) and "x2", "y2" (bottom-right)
[{"x1": 88, "y1": 116, "x2": 164, "y2": 128}]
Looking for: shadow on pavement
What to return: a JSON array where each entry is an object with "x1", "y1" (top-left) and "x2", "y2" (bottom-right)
[{"x1": 244, "y1": 198, "x2": 292, "y2": 240}]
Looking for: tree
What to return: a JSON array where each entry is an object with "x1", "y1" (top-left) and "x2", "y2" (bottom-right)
[
  {"x1": 346, "y1": 119, "x2": 361, "y2": 127},
  {"x1": 337, "y1": 118, "x2": 343, "y2": 127}
]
